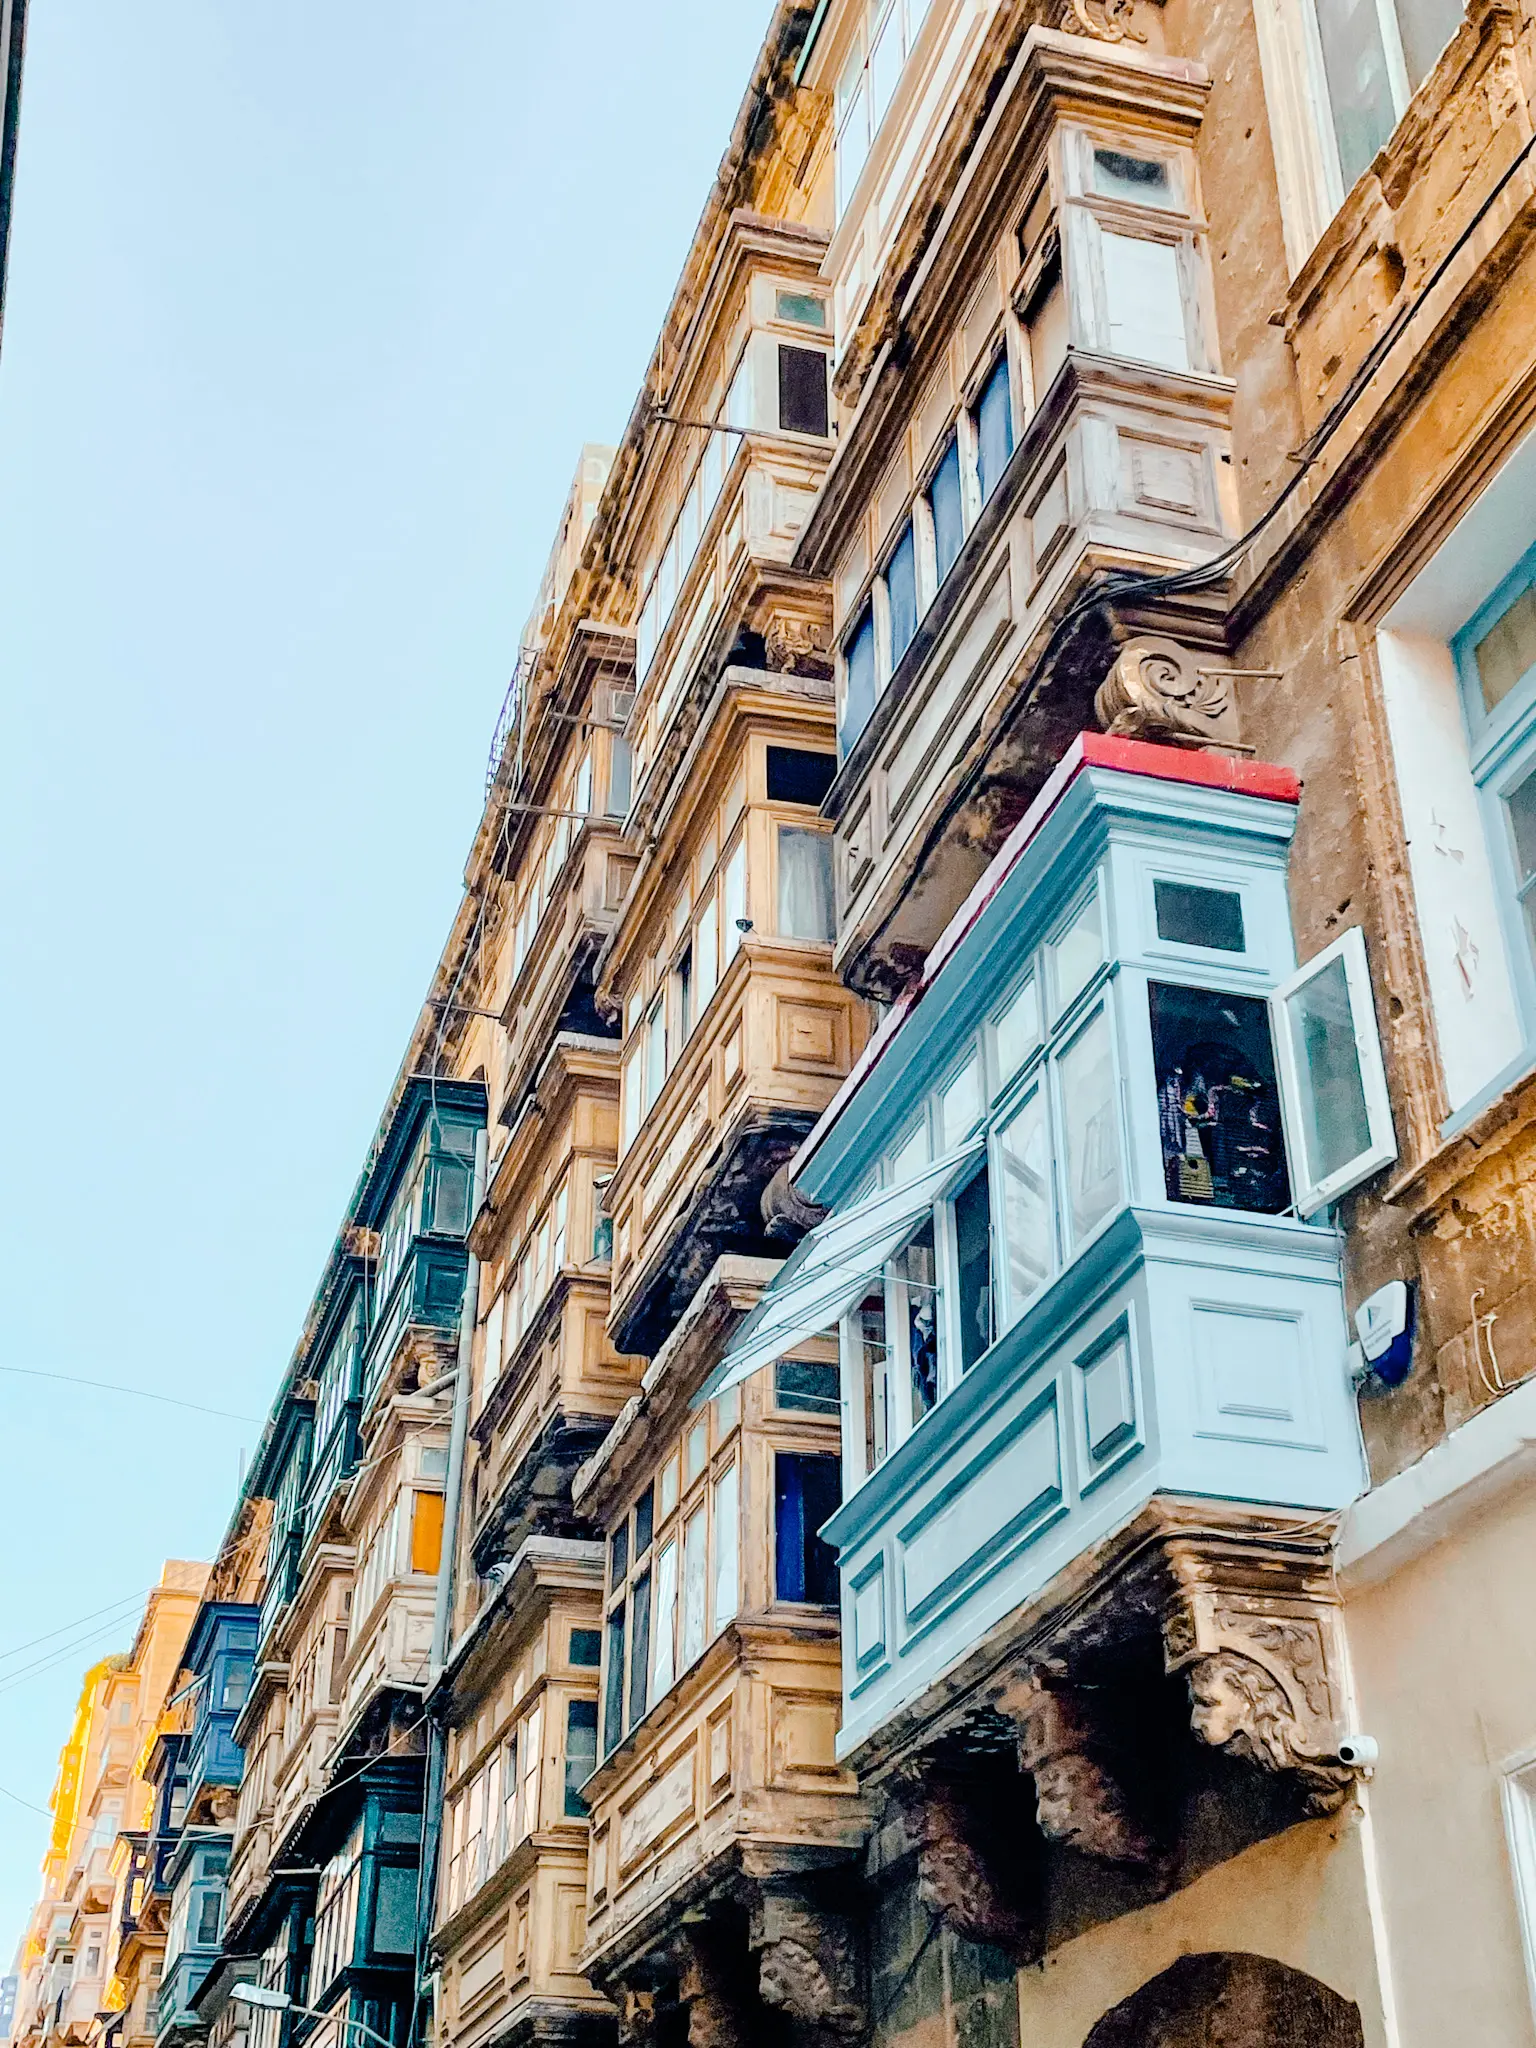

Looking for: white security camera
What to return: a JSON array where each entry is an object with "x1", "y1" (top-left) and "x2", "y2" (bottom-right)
[{"x1": 1337, "y1": 1733, "x2": 1379, "y2": 1768}]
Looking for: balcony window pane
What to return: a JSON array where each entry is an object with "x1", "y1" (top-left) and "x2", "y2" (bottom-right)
[
  {"x1": 778, "y1": 346, "x2": 830, "y2": 437},
  {"x1": 602, "y1": 1606, "x2": 625, "y2": 1755},
  {"x1": 774, "y1": 1453, "x2": 842, "y2": 1604},
  {"x1": 1396, "y1": 0, "x2": 1461, "y2": 86},
  {"x1": 895, "y1": 1219, "x2": 940, "y2": 1419},
  {"x1": 711, "y1": 1464, "x2": 739, "y2": 1633},
  {"x1": 1150, "y1": 982, "x2": 1289, "y2": 1212},
  {"x1": 954, "y1": 1166, "x2": 993, "y2": 1371},
  {"x1": 886, "y1": 520, "x2": 919, "y2": 669},
  {"x1": 1473, "y1": 582, "x2": 1536, "y2": 718},
  {"x1": 776, "y1": 290, "x2": 827, "y2": 328},
  {"x1": 1279, "y1": 953, "x2": 1373, "y2": 1184},
  {"x1": 1049, "y1": 891, "x2": 1104, "y2": 1016},
  {"x1": 520, "y1": 1703, "x2": 542, "y2": 1839},
  {"x1": 634, "y1": 1484, "x2": 655, "y2": 1556},
  {"x1": 1101, "y1": 233, "x2": 1188, "y2": 371},
  {"x1": 975, "y1": 356, "x2": 1014, "y2": 504},
  {"x1": 774, "y1": 1357, "x2": 841, "y2": 1414},
  {"x1": 836, "y1": 63, "x2": 870, "y2": 216},
  {"x1": 371, "y1": 1864, "x2": 415, "y2": 1955},
  {"x1": 995, "y1": 976, "x2": 1041, "y2": 1085},
  {"x1": 930, "y1": 437, "x2": 964, "y2": 585},
  {"x1": 651, "y1": 1541, "x2": 678, "y2": 1699},
  {"x1": 997, "y1": 1085, "x2": 1053, "y2": 1317},
  {"x1": 695, "y1": 897, "x2": 719, "y2": 1013},
  {"x1": 724, "y1": 840, "x2": 747, "y2": 962},
  {"x1": 767, "y1": 746, "x2": 837, "y2": 807},
  {"x1": 778, "y1": 827, "x2": 835, "y2": 941},
  {"x1": 855, "y1": 1290, "x2": 891, "y2": 1472},
  {"x1": 870, "y1": 0, "x2": 903, "y2": 125},
  {"x1": 685, "y1": 1417, "x2": 708, "y2": 1485},
  {"x1": 608, "y1": 736, "x2": 633, "y2": 816},
  {"x1": 1059, "y1": 1008, "x2": 1122, "y2": 1248},
  {"x1": 1093, "y1": 146, "x2": 1176, "y2": 207},
  {"x1": 939, "y1": 1050, "x2": 983, "y2": 1150},
  {"x1": 841, "y1": 605, "x2": 878, "y2": 753},
  {"x1": 564, "y1": 1700, "x2": 598, "y2": 1819},
  {"x1": 627, "y1": 1572, "x2": 651, "y2": 1729},
  {"x1": 681, "y1": 1507, "x2": 707, "y2": 1669},
  {"x1": 1154, "y1": 879, "x2": 1246, "y2": 952},
  {"x1": 703, "y1": 427, "x2": 724, "y2": 512},
  {"x1": 645, "y1": 1001, "x2": 666, "y2": 1108},
  {"x1": 1312, "y1": 0, "x2": 1396, "y2": 188},
  {"x1": 1506, "y1": 763, "x2": 1536, "y2": 968}
]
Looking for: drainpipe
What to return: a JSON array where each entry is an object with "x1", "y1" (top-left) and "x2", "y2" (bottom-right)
[{"x1": 415, "y1": 1127, "x2": 487, "y2": 2039}]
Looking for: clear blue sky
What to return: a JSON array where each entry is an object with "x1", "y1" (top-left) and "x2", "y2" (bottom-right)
[{"x1": 0, "y1": 0, "x2": 769, "y2": 1951}]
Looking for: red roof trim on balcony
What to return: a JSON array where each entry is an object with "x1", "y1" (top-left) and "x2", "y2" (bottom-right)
[{"x1": 795, "y1": 735, "x2": 1302, "y2": 1186}]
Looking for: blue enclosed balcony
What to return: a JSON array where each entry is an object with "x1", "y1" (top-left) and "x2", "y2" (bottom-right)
[
  {"x1": 354, "y1": 1079, "x2": 485, "y2": 1406},
  {"x1": 704, "y1": 737, "x2": 1395, "y2": 1853},
  {"x1": 156, "y1": 1833, "x2": 230, "y2": 2045},
  {"x1": 182, "y1": 1605, "x2": 259, "y2": 1819}
]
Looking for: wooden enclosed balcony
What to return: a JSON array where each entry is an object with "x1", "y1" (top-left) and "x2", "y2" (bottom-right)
[
  {"x1": 798, "y1": 32, "x2": 1242, "y2": 999},
  {"x1": 602, "y1": 685, "x2": 870, "y2": 1359},
  {"x1": 431, "y1": 1540, "x2": 610, "y2": 2048},
  {"x1": 467, "y1": 1034, "x2": 641, "y2": 1581},
  {"x1": 572, "y1": 1261, "x2": 868, "y2": 2037}
]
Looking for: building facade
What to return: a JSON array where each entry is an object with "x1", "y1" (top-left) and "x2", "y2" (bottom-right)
[{"x1": 14, "y1": 0, "x2": 1536, "y2": 2041}]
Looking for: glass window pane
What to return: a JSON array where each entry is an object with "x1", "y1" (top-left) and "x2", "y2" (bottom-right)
[
  {"x1": 685, "y1": 1417, "x2": 708, "y2": 1485},
  {"x1": 842, "y1": 605, "x2": 878, "y2": 753},
  {"x1": 975, "y1": 357, "x2": 1014, "y2": 504},
  {"x1": 778, "y1": 345, "x2": 829, "y2": 437},
  {"x1": 1312, "y1": 0, "x2": 1397, "y2": 188},
  {"x1": 605, "y1": 1618, "x2": 630, "y2": 1762},
  {"x1": 774, "y1": 1453, "x2": 842, "y2": 1604},
  {"x1": 995, "y1": 975, "x2": 1041, "y2": 1087},
  {"x1": 1154, "y1": 879, "x2": 1246, "y2": 952},
  {"x1": 564, "y1": 1701, "x2": 598, "y2": 1819},
  {"x1": 1473, "y1": 582, "x2": 1536, "y2": 719},
  {"x1": 1049, "y1": 891, "x2": 1104, "y2": 1016},
  {"x1": 887, "y1": 521, "x2": 919, "y2": 668},
  {"x1": 569, "y1": 1628, "x2": 601, "y2": 1668},
  {"x1": 1282, "y1": 953, "x2": 1373, "y2": 1186},
  {"x1": 1059, "y1": 1008, "x2": 1122, "y2": 1248},
  {"x1": 608, "y1": 735, "x2": 633, "y2": 816},
  {"x1": 870, "y1": 0, "x2": 903, "y2": 124},
  {"x1": 645, "y1": 1002, "x2": 666, "y2": 1107},
  {"x1": 954, "y1": 1167, "x2": 993, "y2": 1371},
  {"x1": 711, "y1": 1466, "x2": 739, "y2": 1633},
  {"x1": 695, "y1": 896, "x2": 719, "y2": 1014},
  {"x1": 836, "y1": 80, "x2": 871, "y2": 217},
  {"x1": 627, "y1": 1571, "x2": 651, "y2": 1729},
  {"x1": 651, "y1": 1541, "x2": 678, "y2": 1699},
  {"x1": 998, "y1": 1086, "x2": 1053, "y2": 1317},
  {"x1": 939, "y1": 1051, "x2": 983, "y2": 1149},
  {"x1": 1506, "y1": 764, "x2": 1536, "y2": 946},
  {"x1": 724, "y1": 840, "x2": 747, "y2": 961},
  {"x1": 1395, "y1": 0, "x2": 1462, "y2": 83},
  {"x1": 1101, "y1": 232, "x2": 1188, "y2": 371},
  {"x1": 895, "y1": 1219, "x2": 940, "y2": 1419},
  {"x1": 777, "y1": 827, "x2": 835, "y2": 941},
  {"x1": 766, "y1": 746, "x2": 837, "y2": 806},
  {"x1": 1092, "y1": 146, "x2": 1176, "y2": 207},
  {"x1": 633, "y1": 1485, "x2": 654, "y2": 1556},
  {"x1": 775, "y1": 1357, "x2": 841, "y2": 1414},
  {"x1": 890, "y1": 1116, "x2": 928, "y2": 1186},
  {"x1": 856, "y1": 1290, "x2": 890, "y2": 1471},
  {"x1": 776, "y1": 290, "x2": 828, "y2": 328},
  {"x1": 1149, "y1": 982, "x2": 1290, "y2": 1213},
  {"x1": 372, "y1": 1864, "x2": 415, "y2": 1955},
  {"x1": 930, "y1": 436, "x2": 964, "y2": 584},
  {"x1": 681, "y1": 1508, "x2": 707, "y2": 1670}
]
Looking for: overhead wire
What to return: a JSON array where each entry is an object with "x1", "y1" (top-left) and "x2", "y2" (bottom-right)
[
  {"x1": 0, "y1": 1365, "x2": 257, "y2": 1425},
  {"x1": 0, "y1": 1592, "x2": 148, "y2": 1668}
]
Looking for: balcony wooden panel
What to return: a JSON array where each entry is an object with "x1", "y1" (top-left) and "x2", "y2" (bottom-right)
[{"x1": 606, "y1": 942, "x2": 867, "y2": 1355}]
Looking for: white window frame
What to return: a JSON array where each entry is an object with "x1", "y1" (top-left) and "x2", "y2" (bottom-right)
[
  {"x1": 1502, "y1": 1747, "x2": 1536, "y2": 2025},
  {"x1": 1269, "y1": 925, "x2": 1397, "y2": 1216}
]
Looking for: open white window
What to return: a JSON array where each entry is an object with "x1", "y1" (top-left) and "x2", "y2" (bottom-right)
[{"x1": 1269, "y1": 926, "x2": 1396, "y2": 1216}]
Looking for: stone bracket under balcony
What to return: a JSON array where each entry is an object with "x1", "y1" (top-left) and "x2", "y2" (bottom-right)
[
  {"x1": 867, "y1": 1496, "x2": 1356, "y2": 1965},
  {"x1": 602, "y1": 1858, "x2": 866, "y2": 2048}
]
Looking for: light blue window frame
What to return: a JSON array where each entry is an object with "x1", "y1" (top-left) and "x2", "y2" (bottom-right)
[{"x1": 1451, "y1": 537, "x2": 1536, "y2": 1034}]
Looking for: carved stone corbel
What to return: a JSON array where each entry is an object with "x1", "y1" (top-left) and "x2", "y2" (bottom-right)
[
  {"x1": 1062, "y1": 0, "x2": 1147, "y2": 40},
  {"x1": 1094, "y1": 636, "x2": 1246, "y2": 752},
  {"x1": 1161, "y1": 1585, "x2": 1353, "y2": 1814},
  {"x1": 751, "y1": 1890, "x2": 865, "y2": 2040},
  {"x1": 889, "y1": 1770, "x2": 1040, "y2": 1959},
  {"x1": 759, "y1": 607, "x2": 834, "y2": 680},
  {"x1": 617, "y1": 1990, "x2": 658, "y2": 2046},
  {"x1": 676, "y1": 1932, "x2": 748, "y2": 2048},
  {"x1": 1008, "y1": 1674, "x2": 1160, "y2": 1865}
]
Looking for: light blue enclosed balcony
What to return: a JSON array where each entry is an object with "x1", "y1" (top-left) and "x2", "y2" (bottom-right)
[{"x1": 704, "y1": 734, "x2": 1395, "y2": 1769}]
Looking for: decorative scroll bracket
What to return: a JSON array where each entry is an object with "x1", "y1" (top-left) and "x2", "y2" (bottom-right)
[{"x1": 1094, "y1": 635, "x2": 1256, "y2": 753}]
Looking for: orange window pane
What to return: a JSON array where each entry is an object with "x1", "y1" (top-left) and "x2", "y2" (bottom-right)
[{"x1": 410, "y1": 1491, "x2": 445, "y2": 1575}]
